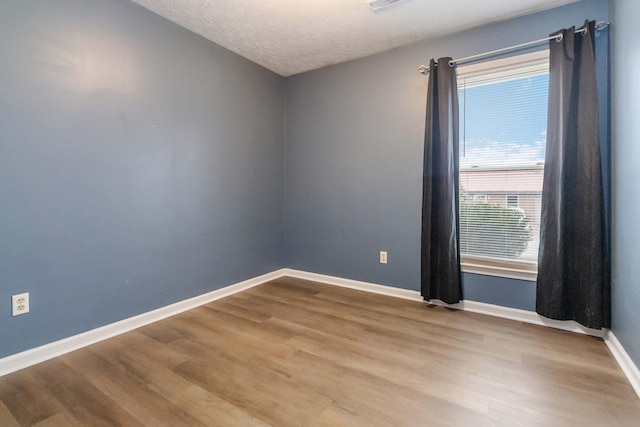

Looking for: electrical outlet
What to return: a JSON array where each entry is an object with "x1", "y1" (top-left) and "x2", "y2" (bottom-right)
[
  {"x1": 12, "y1": 292, "x2": 29, "y2": 316},
  {"x1": 380, "y1": 251, "x2": 388, "y2": 264}
]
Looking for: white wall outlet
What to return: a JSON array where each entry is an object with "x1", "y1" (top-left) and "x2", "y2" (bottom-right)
[
  {"x1": 12, "y1": 292, "x2": 29, "y2": 316},
  {"x1": 380, "y1": 251, "x2": 388, "y2": 264}
]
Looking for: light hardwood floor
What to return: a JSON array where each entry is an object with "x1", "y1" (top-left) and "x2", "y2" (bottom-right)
[{"x1": 1, "y1": 277, "x2": 639, "y2": 426}]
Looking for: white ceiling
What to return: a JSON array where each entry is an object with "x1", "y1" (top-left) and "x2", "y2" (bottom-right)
[{"x1": 129, "y1": 0, "x2": 579, "y2": 77}]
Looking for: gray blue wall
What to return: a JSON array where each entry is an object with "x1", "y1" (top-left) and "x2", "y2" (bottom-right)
[
  {"x1": 611, "y1": 0, "x2": 640, "y2": 368},
  {"x1": 0, "y1": 0, "x2": 284, "y2": 358},
  {"x1": 284, "y1": 0, "x2": 609, "y2": 312}
]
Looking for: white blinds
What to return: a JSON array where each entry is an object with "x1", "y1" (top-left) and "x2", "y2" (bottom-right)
[{"x1": 457, "y1": 52, "x2": 549, "y2": 265}]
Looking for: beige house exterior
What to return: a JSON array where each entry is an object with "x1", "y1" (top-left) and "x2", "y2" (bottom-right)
[{"x1": 460, "y1": 165, "x2": 544, "y2": 261}]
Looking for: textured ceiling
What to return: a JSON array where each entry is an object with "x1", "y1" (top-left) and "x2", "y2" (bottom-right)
[{"x1": 129, "y1": 0, "x2": 579, "y2": 77}]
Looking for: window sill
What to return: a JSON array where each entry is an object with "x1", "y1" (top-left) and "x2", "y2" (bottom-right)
[{"x1": 461, "y1": 261, "x2": 537, "y2": 282}]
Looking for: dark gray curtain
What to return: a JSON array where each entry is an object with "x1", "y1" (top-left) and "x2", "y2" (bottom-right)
[
  {"x1": 421, "y1": 58, "x2": 462, "y2": 304},
  {"x1": 537, "y1": 21, "x2": 610, "y2": 329}
]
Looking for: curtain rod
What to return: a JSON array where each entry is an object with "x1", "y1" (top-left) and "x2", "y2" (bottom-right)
[{"x1": 417, "y1": 21, "x2": 609, "y2": 75}]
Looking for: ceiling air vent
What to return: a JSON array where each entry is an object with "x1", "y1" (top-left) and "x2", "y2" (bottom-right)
[{"x1": 368, "y1": 0, "x2": 403, "y2": 12}]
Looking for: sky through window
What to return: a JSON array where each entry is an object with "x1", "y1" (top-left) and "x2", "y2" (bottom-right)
[{"x1": 459, "y1": 73, "x2": 549, "y2": 169}]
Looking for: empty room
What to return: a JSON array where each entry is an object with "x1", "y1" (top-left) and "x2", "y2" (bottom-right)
[{"x1": 1, "y1": 0, "x2": 639, "y2": 425}]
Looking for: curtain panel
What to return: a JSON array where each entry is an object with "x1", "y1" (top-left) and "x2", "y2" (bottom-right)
[
  {"x1": 421, "y1": 58, "x2": 463, "y2": 304},
  {"x1": 537, "y1": 21, "x2": 610, "y2": 329}
]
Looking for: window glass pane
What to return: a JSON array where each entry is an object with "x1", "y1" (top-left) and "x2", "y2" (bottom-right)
[
  {"x1": 458, "y1": 60, "x2": 548, "y2": 265},
  {"x1": 506, "y1": 195, "x2": 519, "y2": 207}
]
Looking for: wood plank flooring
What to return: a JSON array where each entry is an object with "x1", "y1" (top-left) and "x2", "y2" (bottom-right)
[{"x1": 1, "y1": 277, "x2": 639, "y2": 426}]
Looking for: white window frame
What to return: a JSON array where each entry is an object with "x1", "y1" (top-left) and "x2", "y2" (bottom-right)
[{"x1": 457, "y1": 50, "x2": 549, "y2": 282}]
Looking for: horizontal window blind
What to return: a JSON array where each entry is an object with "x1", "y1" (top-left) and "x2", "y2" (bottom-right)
[{"x1": 458, "y1": 52, "x2": 549, "y2": 265}]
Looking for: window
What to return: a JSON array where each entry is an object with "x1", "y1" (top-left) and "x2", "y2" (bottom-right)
[
  {"x1": 506, "y1": 195, "x2": 519, "y2": 208},
  {"x1": 457, "y1": 51, "x2": 548, "y2": 280}
]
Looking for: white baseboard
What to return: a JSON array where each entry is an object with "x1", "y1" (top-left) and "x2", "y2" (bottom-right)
[
  {"x1": 605, "y1": 331, "x2": 640, "y2": 399},
  {"x1": 283, "y1": 269, "x2": 424, "y2": 302},
  {"x1": 0, "y1": 269, "x2": 287, "y2": 377},
  {"x1": 449, "y1": 300, "x2": 606, "y2": 338},
  {"x1": 285, "y1": 269, "x2": 605, "y2": 337}
]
